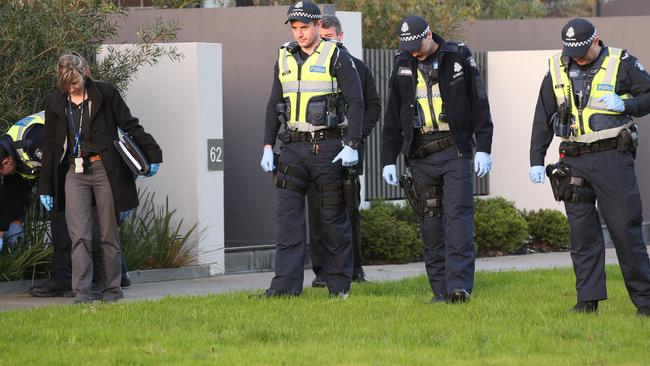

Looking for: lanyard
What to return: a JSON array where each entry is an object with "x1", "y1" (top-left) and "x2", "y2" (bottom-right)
[{"x1": 67, "y1": 90, "x2": 86, "y2": 157}]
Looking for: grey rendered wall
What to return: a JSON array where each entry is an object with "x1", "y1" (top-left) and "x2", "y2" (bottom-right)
[{"x1": 461, "y1": 16, "x2": 650, "y2": 223}]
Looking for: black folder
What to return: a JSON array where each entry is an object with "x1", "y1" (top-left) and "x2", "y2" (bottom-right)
[{"x1": 114, "y1": 129, "x2": 150, "y2": 176}]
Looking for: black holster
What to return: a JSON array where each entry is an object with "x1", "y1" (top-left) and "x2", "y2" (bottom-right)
[
  {"x1": 342, "y1": 169, "x2": 359, "y2": 210},
  {"x1": 545, "y1": 162, "x2": 595, "y2": 203},
  {"x1": 400, "y1": 175, "x2": 423, "y2": 218},
  {"x1": 617, "y1": 124, "x2": 639, "y2": 158}
]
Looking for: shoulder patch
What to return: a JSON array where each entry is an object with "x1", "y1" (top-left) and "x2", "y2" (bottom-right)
[
  {"x1": 398, "y1": 67, "x2": 413, "y2": 76},
  {"x1": 467, "y1": 56, "x2": 478, "y2": 69},
  {"x1": 635, "y1": 60, "x2": 646, "y2": 72}
]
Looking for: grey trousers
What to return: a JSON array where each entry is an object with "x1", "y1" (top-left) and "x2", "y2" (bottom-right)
[{"x1": 65, "y1": 160, "x2": 122, "y2": 301}]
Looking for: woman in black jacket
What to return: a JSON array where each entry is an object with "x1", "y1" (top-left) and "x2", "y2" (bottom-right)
[{"x1": 37, "y1": 53, "x2": 162, "y2": 303}]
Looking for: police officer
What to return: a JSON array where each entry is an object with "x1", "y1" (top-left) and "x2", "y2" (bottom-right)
[
  {"x1": 382, "y1": 15, "x2": 494, "y2": 304},
  {"x1": 529, "y1": 18, "x2": 650, "y2": 316},
  {"x1": 308, "y1": 14, "x2": 381, "y2": 287},
  {"x1": 1, "y1": 113, "x2": 77, "y2": 297},
  {"x1": 0, "y1": 112, "x2": 45, "y2": 251},
  {"x1": 259, "y1": 1, "x2": 364, "y2": 298}
]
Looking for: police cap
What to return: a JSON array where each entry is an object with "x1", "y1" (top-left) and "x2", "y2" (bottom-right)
[
  {"x1": 561, "y1": 18, "x2": 597, "y2": 58},
  {"x1": 285, "y1": 1, "x2": 321, "y2": 25},
  {"x1": 397, "y1": 15, "x2": 430, "y2": 52}
]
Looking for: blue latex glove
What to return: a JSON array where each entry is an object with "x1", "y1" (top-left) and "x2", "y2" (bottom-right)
[
  {"x1": 40, "y1": 195, "x2": 53, "y2": 211},
  {"x1": 119, "y1": 209, "x2": 134, "y2": 223},
  {"x1": 260, "y1": 146, "x2": 275, "y2": 172},
  {"x1": 529, "y1": 165, "x2": 546, "y2": 184},
  {"x1": 332, "y1": 145, "x2": 359, "y2": 167},
  {"x1": 144, "y1": 163, "x2": 159, "y2": 177},
  {"x1": 599, "y1": 93, "x2": 625, "y2": 112},
  {"x1": 382, "y1": 164, "x2": 399, "y2": 186},
  {"x1": 474, "y1": 152, "x2": 492, "y2": 178}
]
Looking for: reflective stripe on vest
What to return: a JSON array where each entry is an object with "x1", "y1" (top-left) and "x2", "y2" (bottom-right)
[
  {"x1": 6, "y1": 111, "x2": 44, "y2": 180},
  {"x1": 548, "y1": 48, "x2": 631, "y2": 142},
  {"x1": 278, "y1": 40, "x2": 340, "y2": 131},
  {"x1": 415, "y1": 69, "x2": 448, "y2": 132}
]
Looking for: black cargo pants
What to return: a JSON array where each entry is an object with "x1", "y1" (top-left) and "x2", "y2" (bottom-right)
[
  {"x1": 562, "y1": 149, "x2": 650, "y2": 307},
  {"x1": 270, "y1": 138, "x2": 353, "y2": 295}
]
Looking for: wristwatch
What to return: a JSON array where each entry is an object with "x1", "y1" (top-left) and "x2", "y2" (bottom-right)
[{"x1": 346, "y1": 138, "x2": 362, "y2": 149}]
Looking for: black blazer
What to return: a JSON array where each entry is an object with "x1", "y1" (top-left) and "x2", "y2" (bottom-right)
[
  {"x1": 38, "y1": 78, "x2": 162, "y2": 214},
  {"x1": 382, "y1": 33, "x2": 494, "y2": 166}
]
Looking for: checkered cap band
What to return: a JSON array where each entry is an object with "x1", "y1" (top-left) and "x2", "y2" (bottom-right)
[
  {"x1": 288, "y1": 11, "x2": 321, "y2": 20},
  {"x1": 564, "y1": 30, "x2": 596, "y2": 48},
  {"x1": 399, "y1": 26, "x2": 430, "y2": 42}
]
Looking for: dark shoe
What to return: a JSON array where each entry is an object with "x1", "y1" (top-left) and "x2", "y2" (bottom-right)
[
  {"x1": 329, "y1": 291, "x2": 349, "y2": 300},
  {"x1": 29, "y1": 278, "x2": 73, "y2": 298},
  {"x1": 311, "y1": 274, "x2": 327, "y2": 288},
  {"x1": 252, "y1": 288, "x2": 299, "y2": 299},
  {"x1": 450, "y1": 288, "x2": 471, "y2": 303},
  {"x1": 571, "y1": 300, "x2": 599, "y2": 313},
  {"x1": 352, "y1": 267, "x2": 368, "y2": 283},
  {"x1": 121, "y1": 273, "x2": 131, "y2": 288},
  {"x1": 428, "y1": 294, "x2": 450, "y2": 304},
  {"x1": 637, "y1": 305, "x2": 650, "y2": 317},
  {"x1": 101, "y1": 292, "x2": 124, "y2": 303}
]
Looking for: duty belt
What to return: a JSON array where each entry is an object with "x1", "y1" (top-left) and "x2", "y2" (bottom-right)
[
  {"x1": 559, "y1": 137, "x2": 618, "y2": 157},
  {"x1": 410, "y1": 135, "x2": 455, "y2": 159},
  {"x1": 278, "y1": 128, "x2": 344, "y2": 144}
]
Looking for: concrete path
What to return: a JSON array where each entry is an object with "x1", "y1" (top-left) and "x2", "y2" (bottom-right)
[{"x1": 0, "y1": 247, "x2": 632, "y2": 312}]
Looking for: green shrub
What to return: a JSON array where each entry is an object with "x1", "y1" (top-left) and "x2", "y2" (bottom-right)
[
  {"x1": 523, "y1": 209, "x2": 570, "y2": 250},
  {"x1": 474, "y1": 197, "x2": 528, "y2": 254},
  {"x1": 360, "y1": 201, "x2": 422, "y2": 263},
  {"x1": 120, "y1": 191, "x2": 201, "y2": 270}
]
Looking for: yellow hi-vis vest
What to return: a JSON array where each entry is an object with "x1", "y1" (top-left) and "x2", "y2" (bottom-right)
[
  {"x1": 415, "y1": 69, "x2": 448, "y2": 132},
  {"x1": 5, "y1": 111, "x2": 44, "y2": 180},
  {"x1": 278, "y1": 40, "x2": 342, "y2": 132},
  {"x1": 549, "y1": 48, "x2": 631, "y2": 143}
]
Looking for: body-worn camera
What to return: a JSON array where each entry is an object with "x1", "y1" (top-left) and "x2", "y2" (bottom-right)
[
  {"x1": 325, "y1": 94, "x2": 339, "y2": 128},
  {"x1": 552, "y1": 102, "x2": 573, "y2": 137},
  {"x1": 276, "y1": 102, "x2": 288, "y2": 125}
]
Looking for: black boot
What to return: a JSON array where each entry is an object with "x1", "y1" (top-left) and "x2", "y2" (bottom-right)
[
  {"x1": 29, "y1": 278, "x2": 73, "y2": 297},
  {"x1": 311, "y1": 274, "x2": 326, "y2": 288},
  {"x1": 637, "y1": 305, "x2": 650, "y2": 317},
  {"x1": 450, "y1": 288, "x2": 471, "y2": 303},
  {"x1": 352, "y1": 266, "x2": 368, "y2": 283},
  {"x1": 121, "y1": 272, "x2": 131, "y2": 288},
  {"x1": 571, "y1": 300, "x2": 599, "y2": 313}
]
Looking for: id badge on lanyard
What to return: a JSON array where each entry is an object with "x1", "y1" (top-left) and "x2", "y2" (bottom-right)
[{"x1": 67, "y1": 93, "x2": 86, "y2": 174}]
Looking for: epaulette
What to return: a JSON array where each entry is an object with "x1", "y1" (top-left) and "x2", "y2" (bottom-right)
[
  {"x1": 446, "y1": 40, "x2": 466, "y2": 53},
  {"x1": 281, "y1": 41, "x2": 299, "y2": 53}
]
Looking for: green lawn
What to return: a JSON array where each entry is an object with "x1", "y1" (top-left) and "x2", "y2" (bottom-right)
[{"x1": 1, "y1": 266, "x2": 649, "y2": 365}]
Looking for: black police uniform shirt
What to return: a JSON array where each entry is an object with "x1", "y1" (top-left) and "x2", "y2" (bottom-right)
[
  {"x1": 263, "y1": 40, "x2": 365, "y2": 147},
  {"x1": 66, "y1": 99, "x2": 101, "y2": 157},
  {"x1": 381, "y1": 32, "x2": 494, "y2": 166},
  {"x1": 530, "y1": 41, "x2": 650, "y2": 167},
  {"x1": 337, "y1": 44, "x2": 381, "y2": 140}
]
